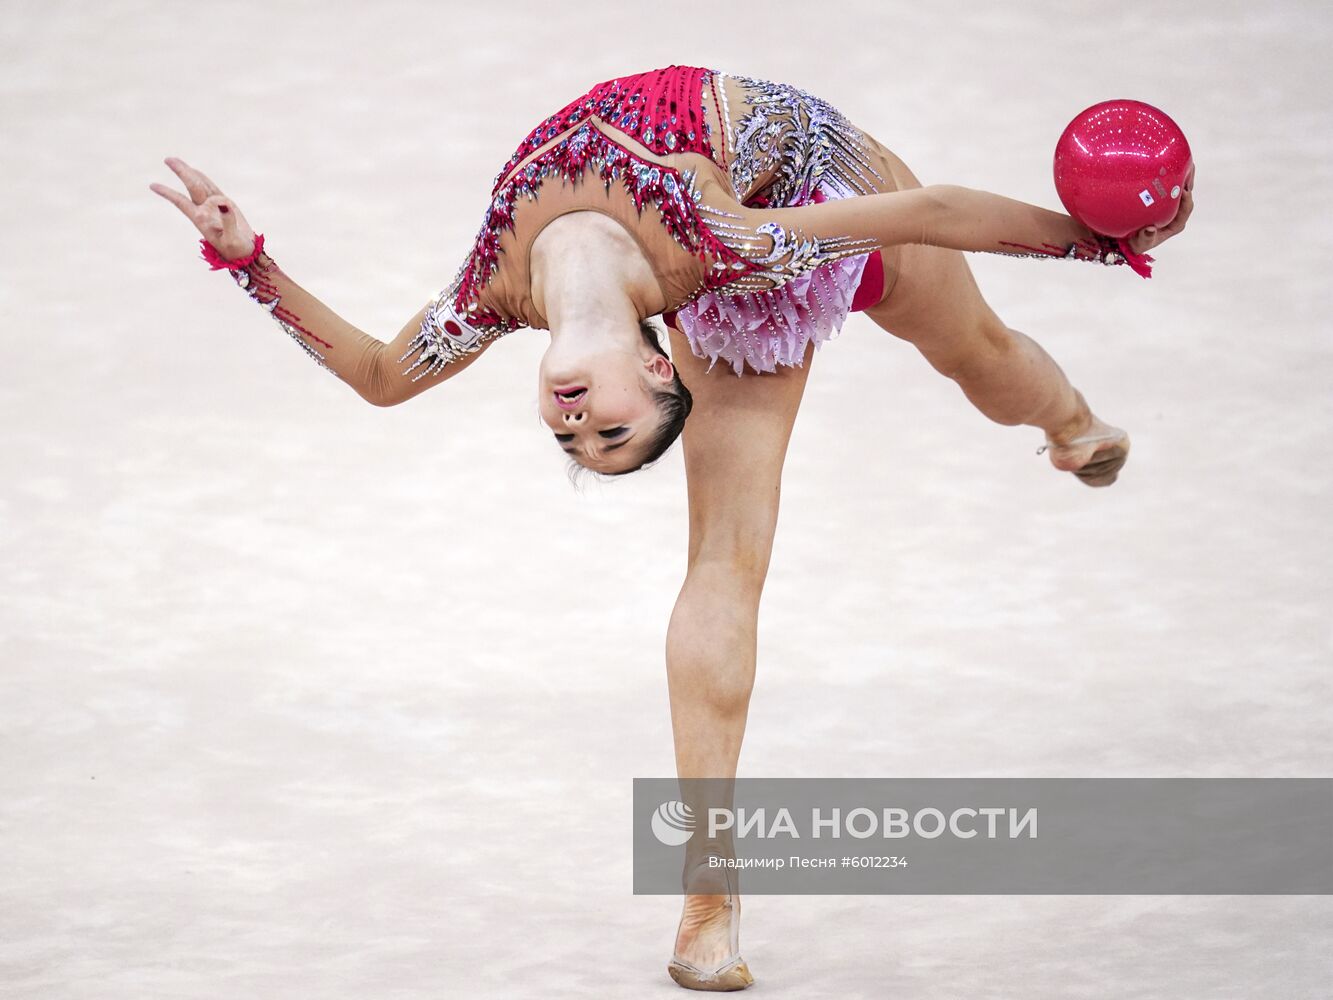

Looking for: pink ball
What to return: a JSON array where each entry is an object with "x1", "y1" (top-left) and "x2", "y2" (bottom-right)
[{"x1": 1053, "y1": 100, "x2": 1192, "y2": 238}]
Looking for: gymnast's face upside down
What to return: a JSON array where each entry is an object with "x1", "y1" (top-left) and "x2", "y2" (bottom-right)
[{"x1": 537, "y1": 319, "x2": 693, "y2": 478}]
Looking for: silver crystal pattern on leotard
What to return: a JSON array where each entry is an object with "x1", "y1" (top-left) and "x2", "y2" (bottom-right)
[
  {"x1": 675, "y1": 74, "x2": 885, "y2": 296},
  {"x1": 232, "y1": 267, "x2": 335, "y2": 376},
  {"x1": 725, "y1": 74, "x2": 884, "y2": 206}
]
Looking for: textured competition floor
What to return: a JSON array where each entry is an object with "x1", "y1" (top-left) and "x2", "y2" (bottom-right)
[{"x1": 1, "y1": 1, "x2": 1330, "y2": 997}]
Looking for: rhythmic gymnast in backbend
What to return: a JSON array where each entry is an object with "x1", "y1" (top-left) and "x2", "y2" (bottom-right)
[{"x1": 152, "y1": 64, "x2": 1192, "y2": 991}]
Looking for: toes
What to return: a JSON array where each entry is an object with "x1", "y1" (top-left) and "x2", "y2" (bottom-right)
[{"x1": 1074, "y1": 445, "x2": 1128, "y2": 487}]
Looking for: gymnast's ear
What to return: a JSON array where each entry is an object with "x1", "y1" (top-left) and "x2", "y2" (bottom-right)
[{"x1": 644, "y1": 353, "x2": 675, "y2": 382}]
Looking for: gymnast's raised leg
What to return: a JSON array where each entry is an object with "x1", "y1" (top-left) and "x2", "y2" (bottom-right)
[{"x1": 857, "y1": 137, "x2": 1130, "y2": 485}]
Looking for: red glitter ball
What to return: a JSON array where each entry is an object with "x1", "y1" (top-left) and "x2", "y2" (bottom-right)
[{"x1": 1054, "y1": 99, "x2": 1192, "y2": 238}]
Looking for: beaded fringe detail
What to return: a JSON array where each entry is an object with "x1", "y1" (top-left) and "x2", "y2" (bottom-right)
[{"x1": 675, "y1": 180, "x2": 869, "y2": 377}]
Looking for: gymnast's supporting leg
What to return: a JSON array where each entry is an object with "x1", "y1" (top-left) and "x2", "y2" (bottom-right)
[{"x1": 663, "y1": 327, "x2": 815, "y2": 989}]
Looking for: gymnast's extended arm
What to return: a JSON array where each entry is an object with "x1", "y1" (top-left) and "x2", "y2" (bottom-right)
[
  {"x1": 697, "y1": 168, "x2": 1192, "y2": 271},
  {"x1": 150, "y1": 156, "x2": 491, "y2": 406}
]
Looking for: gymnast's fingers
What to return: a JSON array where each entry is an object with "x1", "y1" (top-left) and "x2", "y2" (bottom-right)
[
  {"x1": 1177, "y1": 187, "x2": 1194, "y2": 227},
  {"x1": 164, "y1": 156, "x2": 220, "y2": 203},
  {"x1": 148, "y1": 180, "x2": 197, "y2": 217},
  {"x1": 1161, "y1": 188, "x2": 1193, "y2": 240}
]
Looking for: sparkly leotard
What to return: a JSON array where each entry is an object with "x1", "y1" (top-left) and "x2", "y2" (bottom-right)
[{"x1": 400, "y1": 65, "x2": 893, "y2": 379}]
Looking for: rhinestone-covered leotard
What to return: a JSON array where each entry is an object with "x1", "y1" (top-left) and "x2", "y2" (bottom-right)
[{"x1": 398, "y1": 65, "x2": 887, "y2": 380}]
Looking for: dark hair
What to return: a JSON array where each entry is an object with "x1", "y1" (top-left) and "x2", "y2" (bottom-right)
[{"x1": 566, "y1": 318, "x2": 693, "y2": 483}]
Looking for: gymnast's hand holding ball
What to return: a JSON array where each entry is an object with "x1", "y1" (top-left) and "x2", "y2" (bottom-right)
[
  {"x1": 1125, "y1": 162, "x2": 1194, "y2": 256},
  {"x1": 1035, "y1": 101, "x2": 1195, "y2": 486},
  {"x1": 150, "y1": 157, "x2": 258, "y2": 262},
  {"x1": 1053, "y1": 100, "x2": 1195, "y2": 258}
]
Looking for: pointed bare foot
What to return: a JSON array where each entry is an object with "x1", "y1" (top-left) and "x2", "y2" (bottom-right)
[{"x1": 1042, "y1": 414, "x2": 1131, "y2": 487}]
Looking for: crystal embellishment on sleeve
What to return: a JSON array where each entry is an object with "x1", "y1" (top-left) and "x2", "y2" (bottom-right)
[
  {"x1": 692, "y1": 198, "x2": 880, "y2": 294},
  {"x1": 231, "y1": 256, "x2": 337, "y2": 376},
  {"x1": 982, "y1": 233, "x2": 1150, "y2": 273},
  {"x1": 398, "y1": 277, "x2": 503, "y2": 382}
]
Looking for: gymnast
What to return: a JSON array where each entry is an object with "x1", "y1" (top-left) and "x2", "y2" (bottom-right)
[{"x1": 151, "y1": 64, "x2": 1191, "y2": 991}]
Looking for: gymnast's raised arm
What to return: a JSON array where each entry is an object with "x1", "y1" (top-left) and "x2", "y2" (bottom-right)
[{"x1": 150, "y1": 156, "x2": 492, "y2": 407}]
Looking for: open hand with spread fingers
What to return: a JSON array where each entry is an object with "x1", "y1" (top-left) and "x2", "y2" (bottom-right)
[{"x1": 149, "y1": 157, "x2": 258, "y2": 262}]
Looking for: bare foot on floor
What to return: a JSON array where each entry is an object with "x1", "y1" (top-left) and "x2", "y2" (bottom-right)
[{"x1": 1042, "y1": 414, "x2": 1131, "y2": 487}]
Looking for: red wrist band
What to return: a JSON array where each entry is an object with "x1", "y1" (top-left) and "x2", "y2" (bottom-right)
[
  {"x1": 1111, "y1": 237, "x2": 1154, "y2": 279},
  {"x1": 199, "y1": 233, "x2": 265, "y2": 271}
]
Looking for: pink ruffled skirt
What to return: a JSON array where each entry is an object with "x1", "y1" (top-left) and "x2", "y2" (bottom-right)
[{"x1": 673, "y1": 183, "x2": 874, "y2": 377}]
